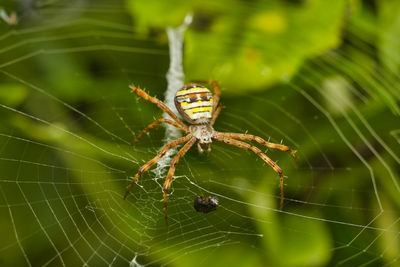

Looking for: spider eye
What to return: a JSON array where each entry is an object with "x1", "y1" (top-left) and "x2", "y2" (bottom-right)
[{"x1": 203, "y1": 137, "x2": 210, "y2": 142}]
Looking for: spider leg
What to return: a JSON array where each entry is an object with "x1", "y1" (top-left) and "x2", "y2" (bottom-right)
[
  {"x1": 210, "y1": 81, "x2": 221, "y2": 111},
  {"x1": 124, "y1": 135, "x2": 192, "y2": 200},
  {"x1": 131, "y1": 118, "x2": 188, "y2": 144},
  {"x1": 210, "y1": 105, "x2": 224, "y2": 126},
  {"x1": 192, "y1": 80, "x2": 222, "y2": 125},
  {"x1": 215, "y1": 132, "x2": 298, "y2": 165},
  {"x1": 129, "y1": 85, "x2": 187, "y2": 128},
  {"x1": 163, "y1": 137, "x2": 197, "y2": 226},
  {"x1": 209, "y1": 81, "x2": 221, "y2": 123},
  {"x1": 213, "y1": 134, "x2": 286, "y2": 210}
]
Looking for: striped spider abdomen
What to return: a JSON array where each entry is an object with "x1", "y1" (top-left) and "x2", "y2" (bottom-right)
[{"x1": 174, "y1": 83, "x2": 213, "y2": 124}]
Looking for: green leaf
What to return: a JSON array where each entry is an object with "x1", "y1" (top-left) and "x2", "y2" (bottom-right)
[
  {"x1": 378, "y1": 0, "x2": 400, "y2": 74},
  {"x1": 0, "y1": 83, "x2": 28, "y2": 107},
  {"x1": 126, "y1": 0, "x2": 346, "y2": 92},
  {"x1": 245, "y1": 174, "x2": 331, "y2": 266}
]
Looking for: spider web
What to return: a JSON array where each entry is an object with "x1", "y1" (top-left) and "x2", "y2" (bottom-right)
[{"x1": 0, "y1": 1, "x2": 400, "y2": 266}]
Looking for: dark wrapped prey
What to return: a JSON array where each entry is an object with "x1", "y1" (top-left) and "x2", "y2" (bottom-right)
[{"x1": 194, "y1": 196, "x2": 219, "y2": 213}]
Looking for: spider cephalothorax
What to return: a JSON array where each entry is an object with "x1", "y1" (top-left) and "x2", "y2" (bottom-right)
[{"x1": 124, "y1": 81, "x2": 297, "y2": 226}]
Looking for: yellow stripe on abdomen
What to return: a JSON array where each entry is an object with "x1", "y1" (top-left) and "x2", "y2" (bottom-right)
[
  {"x1": 176, "y1": 87, "x2": 210, "y2": 96},
  {"x1": 187, "y1": 106, "x2": 212, "y2": 114},
  {"x1": 175, "y1": 84, "x2": 214, "y2": 123}
]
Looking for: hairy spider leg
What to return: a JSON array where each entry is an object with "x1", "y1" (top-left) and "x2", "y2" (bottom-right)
[
  {"x1": 129, "y1": 85, "x2": 187, "y2": 129},
  {"x1": 210, "y1": 81, "x2": 221, "y2": 111},
  {"x1": 124, "y1": 135, "x2": 192, "y2": 200},
  {"x1": 213, "y1": 134, "x2": 285, "y2": 210},
  {"x1": 216, "y1": 132, "x2": 298, "y2": 165},
  {"x1": 131, "y1": 118, "x2": 188, "y2": 144},
  {"x1": 210, "y1": 105, "x2": 224, "y2": 126},
  {"x1": 163, "y1": 137, "x2": 197, "y2": 226}
]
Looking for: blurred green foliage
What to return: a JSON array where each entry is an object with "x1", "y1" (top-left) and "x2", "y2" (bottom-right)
[{"x1": 128, "y1": 0, "x2": 346, "y2": 92}]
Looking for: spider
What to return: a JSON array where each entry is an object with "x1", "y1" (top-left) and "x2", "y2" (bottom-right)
[{"x1": 124, "y1": 81, "x2": 297, "y2": 225}]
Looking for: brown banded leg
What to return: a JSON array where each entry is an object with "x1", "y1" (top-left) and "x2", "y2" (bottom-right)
[
  {"x1": 131, "y1": 118, "x2": 188, "y2": 144},
  {"x1": 215, "y1": 132, "x2": 297, "y2": 164},
  {"x1": 210, "y1": 81, "x2": 221, "y2": 111},
  {"x1": 129, "y1": 85, "x2": 186, "y2": 128},
  {"x1": 209, "y1": 81, "x2": 221, "y2": 123},
  {"x1": 213, "y1": 134, "x2": 286, "y2": 210},
  {"x1": 124, "y1": 135, "x2": 192, "y2": 200},
  {"x1": 210, "y1": 105, "x2": 223, "y2": 126},
  {"x1": 163, "y1": 137, "x2": 197, "y2": 226}
]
